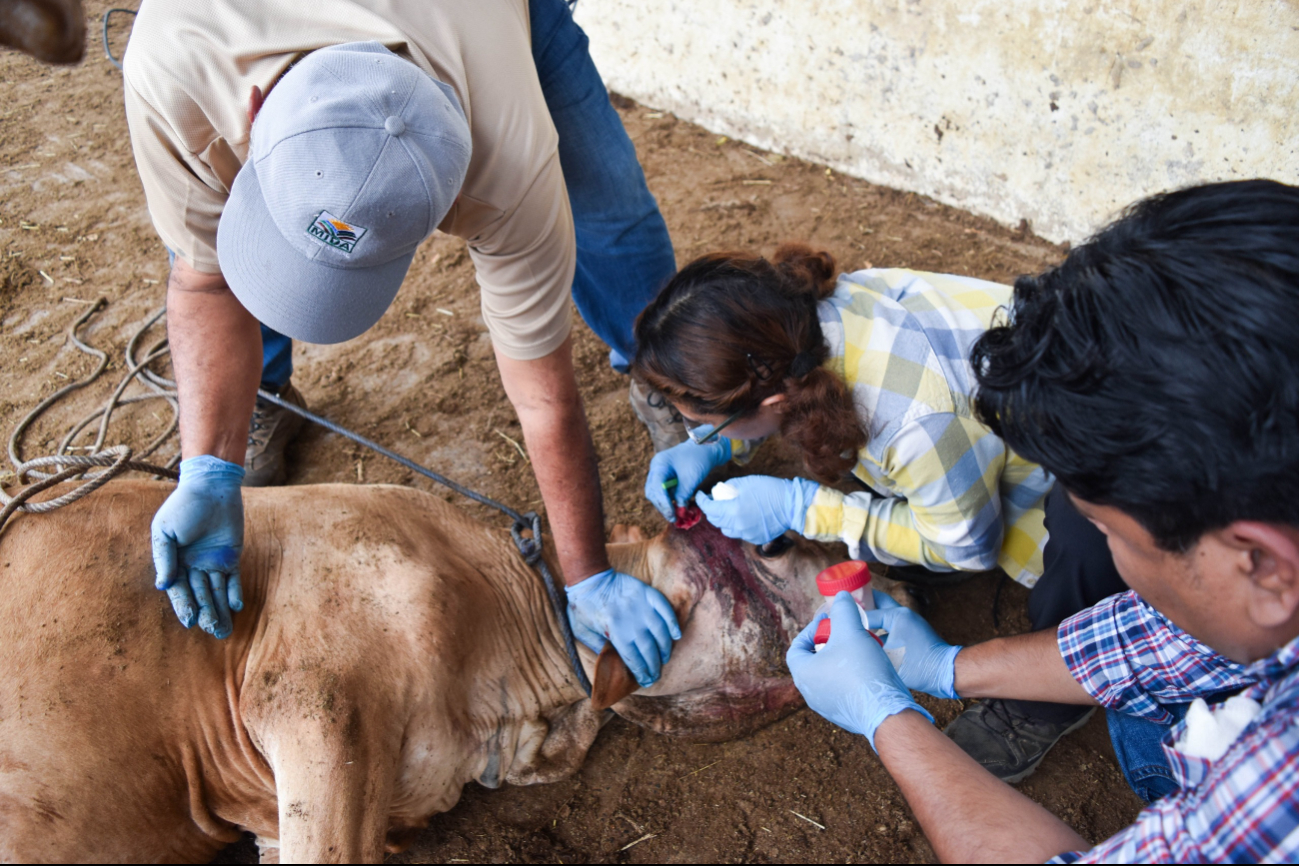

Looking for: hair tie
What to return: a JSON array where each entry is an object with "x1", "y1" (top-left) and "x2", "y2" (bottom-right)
[
  {"x1": 788, "y1": 352, "x2": 817, "y2": 378},
  {"x1": 746, "y1": 353, "x2": 775, "y2": 382}
]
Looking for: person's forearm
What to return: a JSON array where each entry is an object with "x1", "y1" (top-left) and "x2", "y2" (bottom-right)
[
  {"x1": 495, "y1": 339, "x2": 610, "y2": 585},
  {"x1": 875, "y1": 710, "x2": 1087, "y2": 862},
  {"x1": 518, "y1": 397, "x2": 610, "y2": 584},
  {"x1": 805, "y1": 490, "x2": 965, "y2": 572},
  {"x1": 167, "y1": 260, "x2": 263, "y2": 464},
  {"x1": 954, "y1": 628, "x2": 1097, "y2": 705}
]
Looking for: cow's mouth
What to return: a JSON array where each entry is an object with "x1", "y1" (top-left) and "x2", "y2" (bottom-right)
[{"x1": 612, "y1": 675, "x2": 804, "y2": 742}]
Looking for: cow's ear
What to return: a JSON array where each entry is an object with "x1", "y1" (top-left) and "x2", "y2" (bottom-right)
[{"x1": 591, "y1": 644, "x2": 640, "y2": 711}]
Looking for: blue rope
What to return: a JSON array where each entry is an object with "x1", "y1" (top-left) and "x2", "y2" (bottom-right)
[{"x1": 102, "y1": 8, "x2": 136, "y2": 71}]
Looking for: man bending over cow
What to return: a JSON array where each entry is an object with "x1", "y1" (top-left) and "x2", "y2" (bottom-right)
[
  {"x1": 788, "y1": 179, "x2": 1299, "y2": 861},
  {"x1": 122, "y1": 0, "x2": 683, "y2": 685}
]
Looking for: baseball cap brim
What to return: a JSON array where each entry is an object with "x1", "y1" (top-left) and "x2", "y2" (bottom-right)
[{"x1": 217, "y1": 158, "x2": 415, "y2": 345}]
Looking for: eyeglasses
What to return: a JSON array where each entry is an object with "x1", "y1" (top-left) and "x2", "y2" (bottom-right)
[{"x1": 684, "y1": 407, "x2": 746, "y2": 445}]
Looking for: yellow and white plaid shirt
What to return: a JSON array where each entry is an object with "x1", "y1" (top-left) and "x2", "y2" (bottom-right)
[{"x1": 794, "y1": 269, "x2": 1051, "y2": 587}]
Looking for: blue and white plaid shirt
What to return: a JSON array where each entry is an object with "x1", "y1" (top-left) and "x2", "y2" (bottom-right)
[{"x1": 1050, "y1": 590, "x2": 1299, "y2": 863}]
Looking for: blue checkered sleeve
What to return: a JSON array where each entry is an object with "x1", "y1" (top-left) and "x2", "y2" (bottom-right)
[{"x1": 1057, "y1": 591, "x2": 1255, "y2": 723}]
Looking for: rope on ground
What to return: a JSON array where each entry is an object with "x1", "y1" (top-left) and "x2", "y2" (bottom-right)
[
  {"x1": 0, "y1": 448, "x2": 179, "y2": 532},
  {"x1": 102, "y1": 8, "x2": 137, "y2": 71},
  {"x1": 2, "y1": 299, "x2": 179, "y2": 534},
  {"x1": 1, "y1": 300, "x2": 591, "y2": 696}
]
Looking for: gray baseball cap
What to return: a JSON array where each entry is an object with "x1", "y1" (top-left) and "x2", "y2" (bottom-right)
[{"x1": 217, "y1": 42, "x2": 471, "y2": 344}]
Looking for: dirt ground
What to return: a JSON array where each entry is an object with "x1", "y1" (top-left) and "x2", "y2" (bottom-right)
[{"x1": 0, "y1": 4, "x2": 1143, "y2": 861}]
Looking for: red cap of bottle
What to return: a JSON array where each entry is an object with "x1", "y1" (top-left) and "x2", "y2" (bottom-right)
[
  {"x1": 812, "y1": 617, "x2": 882, "y2": 648},
  {"x1": 815, "y1": 561, "x2": 871, "y2": 596}
]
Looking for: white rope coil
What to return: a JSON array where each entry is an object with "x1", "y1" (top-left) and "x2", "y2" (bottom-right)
[{"x1": 1, "y1": 300, "x2": 179, "y2": 534}]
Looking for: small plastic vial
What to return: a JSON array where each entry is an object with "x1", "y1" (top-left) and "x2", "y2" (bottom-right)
[
  {"x1": 810, "y1": 561, "x2": 905, "y2": 669},
  {"x1": 817, "y1": 560, "x2": 875, "y2": 612},
  {"x1": 811, "y1": 561, "x2": 881, "y2": 652}
]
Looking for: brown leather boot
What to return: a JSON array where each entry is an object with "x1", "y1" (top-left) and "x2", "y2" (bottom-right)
[
  {"x1": 243, "y1": 383, "x2": 307, "y2": 487},
  {"x1": 629, "y1": 379, "x2": 688, "y2": 453}
]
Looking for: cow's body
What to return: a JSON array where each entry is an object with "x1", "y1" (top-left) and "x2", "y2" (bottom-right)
[{"x1": 0, "y1": 481, "x2": 844, "y2": 862}]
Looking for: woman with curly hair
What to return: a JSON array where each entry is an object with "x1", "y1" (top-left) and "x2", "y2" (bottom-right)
[{"x1": 632, "y1": 244, "x2": 1124, "y2": 782}]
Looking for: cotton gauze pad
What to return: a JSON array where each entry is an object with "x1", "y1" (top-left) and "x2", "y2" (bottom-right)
[
  {"x1": 1175, "y1": 694, "x2": 1261, "y2": 761},
  {"x1": 711, "y1": 481, "x2": 739, "y2": 500}
]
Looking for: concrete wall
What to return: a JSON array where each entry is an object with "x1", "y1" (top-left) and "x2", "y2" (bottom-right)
[{"x1": 574, "y1": 0, "x2": 1299, "y2": 244}]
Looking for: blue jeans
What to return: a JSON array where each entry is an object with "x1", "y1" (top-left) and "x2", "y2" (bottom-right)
[
  {"x1": 530, "y1": 0, "x2": 676, "y2": 369},
  {"x1": 1107, "y1": 705, "x2": 1188, "y2": 804},
  {"x1": 258, "y1": 325, "x2": 294, "y2": 391},
  {"x1": 258, "y1": 0, "x2": 674, "y2": 384}
]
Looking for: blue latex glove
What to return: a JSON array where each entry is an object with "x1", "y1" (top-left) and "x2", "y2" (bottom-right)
[
  {"x1": 696, "y1": 475, "x2": 819, "y2": 545},
  {"x1": 150, "y1": 455, "x2": 245, "y2": 639},
  {"x1": 786, "y1": 591, "x2": 933, "y2": 749},
  {"x1": 566, "y1": 568, "x2": 683, "y2": 688},
  {"x1": 866, "y1": 591, "x2": 963, "y2": 700},
  {"x1": 644, "y1": 437, "x2": 732, "y2": 522}
]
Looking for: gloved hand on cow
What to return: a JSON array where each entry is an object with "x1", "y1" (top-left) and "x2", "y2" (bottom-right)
[
  {"x1": 786, "y1": 591, "x2": 934, "y2": 750},
  {"x1": 644, "y1": 436, "x2": 732, "y2": 522},
  {"x1": 566, "y1": 568, "x2": 682, "y2": 689},
  {"x1": 150, "y1": 455, "x2": 245, "y2": 639},
  {"x1": 696, "y1": 474, "x2": 819, "y2": 545}
]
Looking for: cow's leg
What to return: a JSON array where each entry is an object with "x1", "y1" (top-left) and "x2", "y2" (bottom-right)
[{"x1": 255, "y1": 707, "x2": 400, "y2": 863}]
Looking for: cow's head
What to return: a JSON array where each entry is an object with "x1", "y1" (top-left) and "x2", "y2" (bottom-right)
[
  {"x1": 0, "y1": 0, "x2": 85, "y2": 65},
  {"x1": 593, "y1": 515, "x2": 837, "y2": 742}
]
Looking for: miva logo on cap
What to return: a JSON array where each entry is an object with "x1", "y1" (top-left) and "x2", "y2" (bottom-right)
[{"x1": 306, "y1": 211, "x2": 368, "y2": 254}]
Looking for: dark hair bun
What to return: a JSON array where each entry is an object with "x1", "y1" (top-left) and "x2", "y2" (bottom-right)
[{"x1": 773, "y1": 243, "x2": 837, "y2": 299}]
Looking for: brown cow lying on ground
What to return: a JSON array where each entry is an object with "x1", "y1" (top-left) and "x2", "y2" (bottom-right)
[{"x1": 0, "y1": 480, "x2": 893, "y2": 862}]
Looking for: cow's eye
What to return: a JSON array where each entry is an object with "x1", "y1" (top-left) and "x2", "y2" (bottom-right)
[{"x1": 756, "y1": 535, "x2": 794, "y2": 558}]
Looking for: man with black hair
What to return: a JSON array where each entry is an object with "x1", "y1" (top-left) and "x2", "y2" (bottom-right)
[{"x1": 787, "y1": 179, "x2": 1299, "y2": 861}]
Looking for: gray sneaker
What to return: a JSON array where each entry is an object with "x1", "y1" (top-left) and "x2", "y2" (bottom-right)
[
  {"x1": 244, "y1": 382, "x2": 307, "y2": 487},
  {"x1": 943, "y1": 699, "x2": 1095, "y2": 783},
  {"x1": 629, "y1": 379, "x2": 688, "y2": 453}
]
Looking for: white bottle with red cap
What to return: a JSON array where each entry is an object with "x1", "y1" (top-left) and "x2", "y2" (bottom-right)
[{"x1": 811, "y1": 561, "x2": 904, "y2": 668}]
